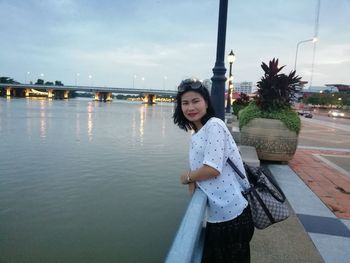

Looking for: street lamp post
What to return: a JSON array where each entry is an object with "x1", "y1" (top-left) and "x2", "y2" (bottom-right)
[
  {"x1": 25, "y1": 71, "x2": 30, "y2": 84},
  {"x1": 40, "y1": 73, "x2": 44, "y2": 84},
  {"x1": 294, "y1": 37, "x2": 318, "y2": 71},
  {"x1": 75, "y1": 73, "x2": 80, "y2": 86},
  {"x1": 226, "y1": 50, "x2": 235, "y2": 113},
  {"x1": 163, "y1": 76, "x2": 167, "y2": 90},
  {"x1": 141, "y1": 77, "x2": 145, "y2": 89},
  {"x1": 211, "y1": 0, "x2": 229, "y2": 121},
  {"x1": 88, "y1": 75, "x2": 93, "y2": 86},
  {"x1": 133, "y1": 75, "x2": 137, "y2": 89}
]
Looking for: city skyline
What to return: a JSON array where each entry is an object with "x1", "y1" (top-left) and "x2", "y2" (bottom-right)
[{"x1": 1, "y1": 0, "x2": 349, "y2": 90}]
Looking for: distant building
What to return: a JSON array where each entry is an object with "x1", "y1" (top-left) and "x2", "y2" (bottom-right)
[
  {"x1": 325, "y1": 84, "x2": 350, "y2": 93},
  {"x1": 303, "y1": 86, "x2": 339, "y2": 93},
  {"x1": 299, "y1": 85, "x2": 343, "y2": 102},
  {"x1": 233, "y1": 81, "x2": 254, "y2": 94}
]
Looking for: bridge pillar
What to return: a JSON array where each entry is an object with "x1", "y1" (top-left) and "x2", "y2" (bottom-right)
[
  {"x1": 6, "y1": 87, "x2": 11, "y2": 96},
  {"x1": 94, "y1": 92, "x2": 100, "y2": 101},
  {"x1": 143, "y1": 94, "x2": 156, "y2": 105},
  {"x1": 53, "y1": 90, "x2": 69, "y2": 99},
  {"x1": 48, "y1": 89, "x2": 54, "y2": 99},
  {"x1": 94, "y1": 92, "x2": 112, "y2": 102},
  {"x1": 25, "y1": 89, "x2": 31, "y2": 97},
  {"x1": 106, "y1": 92, "x2": 113, "y2": 101},
  {"x1": 64, "y1": 90, "x2": 69, "y2": 99}
]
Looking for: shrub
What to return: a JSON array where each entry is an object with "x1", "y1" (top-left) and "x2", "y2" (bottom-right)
[
  {"x1": 239, "y1": 102, "x2": 301, "y2": 134},
  {"x1": 232, "y1": 93, "x2": 250, "y2": 117}
]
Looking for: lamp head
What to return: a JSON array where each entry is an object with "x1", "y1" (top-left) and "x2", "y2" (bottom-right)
[{"x1": 228, "y1": 50, "x2": 236, "y2": 64}]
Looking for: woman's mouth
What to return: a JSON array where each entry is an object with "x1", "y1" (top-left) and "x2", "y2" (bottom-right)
[{"x1": 187, "y1": 112, "x2": 197, "y2": 118}]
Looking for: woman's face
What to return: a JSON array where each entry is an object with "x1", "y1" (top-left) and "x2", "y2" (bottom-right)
[{"x1": 181, "y1": 91, "x2": 208, "y2": 129}]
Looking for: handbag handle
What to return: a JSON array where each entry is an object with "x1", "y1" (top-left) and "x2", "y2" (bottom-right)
[{"x1": 227, "y1": 158, "x2": 246, "y2": 180}]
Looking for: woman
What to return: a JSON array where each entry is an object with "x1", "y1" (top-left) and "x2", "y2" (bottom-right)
[{"x1": 173, "y1": 78, "x2": 254, "y2": 263}]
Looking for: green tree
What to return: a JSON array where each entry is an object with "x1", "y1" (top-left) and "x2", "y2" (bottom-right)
[
  {"x1": 35, "y1": 79, "x2": 44, "y2": 85},
  {"x1": 0, "y1": 77, "x2": 19, "y2": 84}
]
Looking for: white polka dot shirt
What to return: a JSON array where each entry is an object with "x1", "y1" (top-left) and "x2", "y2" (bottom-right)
[{"x1": 189, "y1": 117, "x2": 250, "y2": 223}]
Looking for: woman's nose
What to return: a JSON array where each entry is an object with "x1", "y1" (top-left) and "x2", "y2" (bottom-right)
[{"x1": 187, "y1": 103, "x2": 195, "y2": 110}]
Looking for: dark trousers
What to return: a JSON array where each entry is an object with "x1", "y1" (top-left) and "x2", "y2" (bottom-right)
[{"x1": 201, "y1": 206, "x2": 255, "y2": 263}]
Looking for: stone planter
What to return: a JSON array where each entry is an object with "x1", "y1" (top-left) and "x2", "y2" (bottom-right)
[{"x1": 240, "y1": 118, "x2": 298, "y2": 162}]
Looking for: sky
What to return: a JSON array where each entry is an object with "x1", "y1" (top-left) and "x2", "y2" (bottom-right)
[{"x1": 1, "y1": 0, "x2": 349, "y2": 90}]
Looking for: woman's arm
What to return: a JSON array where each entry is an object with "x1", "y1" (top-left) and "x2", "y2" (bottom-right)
[{"x1": 180, "y1": 164, "x2": 220, "y2": 184}]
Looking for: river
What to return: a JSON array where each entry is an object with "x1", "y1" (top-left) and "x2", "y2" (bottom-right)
[{"x1": 0, "y1": 97, "x2": 192, "y2": 263}]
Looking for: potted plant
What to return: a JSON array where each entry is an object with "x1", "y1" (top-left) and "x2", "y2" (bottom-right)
[
  {"x1": 232, "y1": 92, "x2": 250, "y2": 118},
  {"x1": 239, "y1": 58, "x2": 301, "y2": 162}
]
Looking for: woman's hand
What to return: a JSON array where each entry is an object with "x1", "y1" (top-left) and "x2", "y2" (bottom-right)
[{"x1": 180, "y1": 171, "x2": 191, "y2": 184}]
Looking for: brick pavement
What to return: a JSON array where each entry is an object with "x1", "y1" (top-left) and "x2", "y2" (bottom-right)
[{"x1": 289, "y1": 148, "x2": 350, "y2": 219}]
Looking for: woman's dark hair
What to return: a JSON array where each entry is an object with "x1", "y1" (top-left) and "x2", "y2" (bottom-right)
[{"x1": 173, "y1": 78, "x2": 216, "y2": 132}]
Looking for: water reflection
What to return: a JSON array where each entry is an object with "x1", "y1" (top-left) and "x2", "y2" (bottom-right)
[
  {"x1": 87, "y1": 102, "x2": 94, "y2": 141},
  {"x1": 39, "y1": 100, "x2": 46, "y2": 139},
  {"x1": 139, "y1": 105, "x2": 146, "y2": 144},
  {"x1": 132, "y1": 112, "x2": 137, "y2": 145},
  {"x1": 76, "y1": 113, "x2": 81, "y2": 142}
]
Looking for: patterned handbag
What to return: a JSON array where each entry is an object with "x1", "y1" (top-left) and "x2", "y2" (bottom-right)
[{"x1": 227, "y1": 159, "x2": 290, "y2": 229}]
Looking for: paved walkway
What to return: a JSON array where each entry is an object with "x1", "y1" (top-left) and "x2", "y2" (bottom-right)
[
  {"x1": 289, "y1": 148, "x2": 350, "y2": 219},
  {"x1": 266, "y1": 148, "x2": 350, "y2": 263},
  {"x1": 227, "y1": 115, "x2": 350, "y2": 262}
]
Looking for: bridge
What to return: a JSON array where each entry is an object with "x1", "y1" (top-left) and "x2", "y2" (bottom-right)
[{"x1": 0, "y1": 83, "x2": 177, "y2": 104}]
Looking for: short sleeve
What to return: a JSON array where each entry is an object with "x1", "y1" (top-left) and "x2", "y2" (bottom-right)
[{"x1": 202, "y1": 122, "x2": 226, "y2": 173}]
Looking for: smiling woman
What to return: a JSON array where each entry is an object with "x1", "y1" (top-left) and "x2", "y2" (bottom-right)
[{"x1": 173, "y1": 78, "x2": 255, "y2": 262}]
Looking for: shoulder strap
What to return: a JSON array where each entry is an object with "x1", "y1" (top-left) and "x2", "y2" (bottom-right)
[{"x1": 227, "y1": 158, "x2": 246, "y2": 180}]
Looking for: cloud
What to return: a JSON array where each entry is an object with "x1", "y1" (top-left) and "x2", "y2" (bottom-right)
[{"x1": 1, "y1": 0, "x2": 349, "y2": 87}]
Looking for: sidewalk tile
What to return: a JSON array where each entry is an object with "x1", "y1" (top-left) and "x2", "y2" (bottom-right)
[{"x1": 290, "y1": 148, "x2": 350, "y2": 220}]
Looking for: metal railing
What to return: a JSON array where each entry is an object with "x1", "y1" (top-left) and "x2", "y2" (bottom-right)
[{"x1": 165, "y1": 189, "x2": 207, "y2": 263}]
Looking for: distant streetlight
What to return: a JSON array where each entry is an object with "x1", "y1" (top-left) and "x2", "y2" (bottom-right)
[
  {"x1": 39, "y1": 73, "x2": 45, "y2": 84},
  {"x1": 75, "y1": 73, "x2": 80, "y2": 86},
  {"x1": 141, "y1": 77, "x2": 145, "y2": 89},
  {"x1": 294, "y1": 37, "x2": 318, "y2": 71},
  {"x1": 25, "y1": 71, "x2": 30, "y2": 84},
  {"x1": 88, "y1": 75, "x2": 93, "y2": 86},
  {"x1": 226, "y1": 50, "x2": 236, "y2": 113},
  {"x1": 163, "y1": 76, "x2": 167, "y2": 90}
]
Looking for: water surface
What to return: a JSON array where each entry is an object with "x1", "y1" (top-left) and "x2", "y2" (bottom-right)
[{"x1": 0, "y1": 98, "x2": 192, "y2": 262}]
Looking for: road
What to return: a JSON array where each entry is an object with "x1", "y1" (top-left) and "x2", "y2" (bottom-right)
[
  {"x1": 298, "y1": 113, "x2": 350, "y2": 175},
  {"x1": 299, "y1": 112, "x2": 350, "y2": 148}
]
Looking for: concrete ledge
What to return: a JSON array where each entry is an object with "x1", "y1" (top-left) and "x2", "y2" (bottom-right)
[
  {"x1": 226, "y1": 121, "x2": 259, "y2": 167},
  {"x1": 227, "y1": 121, "x2": 240, "y2": 144},
  {"x1": 231, "y1": 126, "x2": 241, "y2": 145},
  {"x1": 225, "y1": 113, "x2": 235, "y2": 124},
  {"x1": 239, "y1": 145, "x2": 260, "y2": 167}
]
